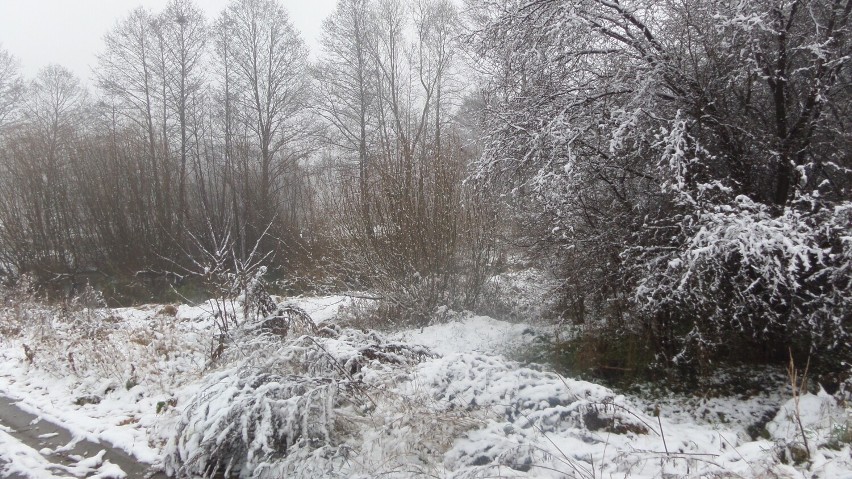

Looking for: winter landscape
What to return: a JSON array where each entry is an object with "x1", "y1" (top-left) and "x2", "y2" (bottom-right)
[{"x1": 0, "y1": 0, "x2": 850, "y2": 477}]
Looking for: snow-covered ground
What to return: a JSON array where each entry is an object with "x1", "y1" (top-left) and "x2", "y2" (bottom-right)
[
  {"x1": 0, "y1": 429, "x2": 125, "y2": 479},
  {"x1": 389, "y1": 313, "x2": 535, "y2": 356},
  {"x1": 0, "y1": 295, "x2": 849, "y2": 478}
]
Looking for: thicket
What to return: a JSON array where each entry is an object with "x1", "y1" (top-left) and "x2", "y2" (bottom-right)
[
  {"x1": 470, "y1": 0, "x2": 851, "y2": 381},
  {"x1": 0, "y1": 0, "x2": 499, "y2": 319}
]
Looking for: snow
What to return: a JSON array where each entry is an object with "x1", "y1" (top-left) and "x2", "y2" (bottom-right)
[
  {"x1": 0, "y1": 427, "x2": 67, "y2": 479},
  {"x1": 0, "y1": 294, "x2": 850, "y2": 478},
  {"x1": 389, "y1": 314, "x2": 533, "y2": 356},
  {"x1": 0, "y1": 429, "x2": 126, "y2": 479}
]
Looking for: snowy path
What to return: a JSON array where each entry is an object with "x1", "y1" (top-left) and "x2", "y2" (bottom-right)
[{"x1": 0, "y1": 394, "x2": 166, "y2": 478}]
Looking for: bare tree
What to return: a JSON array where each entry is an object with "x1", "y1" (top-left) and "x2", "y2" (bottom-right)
[
  {"x1": 96, "y1": 7, "x2": 169, "y2": 245},
  {"x1": 208, "y1": 13, "x2": 240, "y2": 247},
  {"x1": 157, "y1": 0, "x2": 207, "y2": 228},
  {"x1": 315, "y1": 0, "x2": 377, "y2": 237},
  {"x1": 0, "y1": 45, "x2": 24, "y2": 132},
  {"x1": 217, "y1": 0, "x2": 313, "y2": 253},
  {"x1": 0, "y1": 66, "x2": 89, "y2": 274},
  {"x1": 314, "y1": 0, "x2": 498, "y2": 323},
  {"x1": 413, "y1": 0, "x2": 458, "y2": 153},
  {"x1": 24, "y1": 66, "x2": 87, "y2": 153}
]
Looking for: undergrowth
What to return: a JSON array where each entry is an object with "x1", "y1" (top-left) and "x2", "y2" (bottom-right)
[
  {"x1": 0, "y1": 276, "x2": 208, "y2": 397},
  {"x1": 163, "y1": 325, "x2": 467, "y2": 479},
  {"x1": 3, "y1": 276, "x2": 851, "y2": 479}
]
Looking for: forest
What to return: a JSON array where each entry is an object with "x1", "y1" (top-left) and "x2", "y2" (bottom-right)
[
  {"x1": 0, "y1": 0, "x2": 496, "y2": 318},
  {"x1": 0, "y1": 0, "x2": 850, "y2": 477}
]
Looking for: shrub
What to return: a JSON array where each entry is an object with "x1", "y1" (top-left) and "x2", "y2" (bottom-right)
[{"x1": 164, "y1": 326, "x2": 436, "y2": 478}]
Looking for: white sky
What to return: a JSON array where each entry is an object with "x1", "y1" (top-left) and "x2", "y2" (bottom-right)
[{"x1": 0, "y1": 0, "x2": 338, "y2": 85}]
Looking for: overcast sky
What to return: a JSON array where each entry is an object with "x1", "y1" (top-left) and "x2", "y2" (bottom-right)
[{"x1": 0, "y1": 0, "x2": 338, "y2": 85}]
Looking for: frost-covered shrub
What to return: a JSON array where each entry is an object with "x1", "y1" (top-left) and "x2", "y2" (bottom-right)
[
  {"x1": 186, "y1": 340, "x2": 656, "y2": 479},
  {"x1": 240, "y1": 266, "x2": 277, "y2": 324},
  {"x1": 0, "y1": 276, "x2": 209, "y2": 397},
  {"x1": 473, "y1": 0, "x2": 851, "y2": 376},
  {"x1": 631, "y1": 197, "x2": 851, "y2": 368},
  {"x1": 0, "y1": 279, "x2": 128, "y2": 376},
  {"x1": 164, "y1": 329, "x2": 437, "y2": 478},
  {"x1": 166, "y1": 369, "x2": 346, "y2": 478},
  {"x1": 0, "y1": 275, "x2": 48, "y2": 337},
  {"x1": 59, "y1": 282, "x2": 113, "y2": 340},
  {"x1": 417, "y1": 353, "x2": 653, "y2": 477}
]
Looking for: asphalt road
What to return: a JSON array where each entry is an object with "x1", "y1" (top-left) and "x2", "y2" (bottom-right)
[{"x1": 0, "y1": 394, "x2": 168, "y2": 478}]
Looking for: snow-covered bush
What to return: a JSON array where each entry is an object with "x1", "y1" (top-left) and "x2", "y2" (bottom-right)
[
  {"x1": 165, "y1": 368, "x2": 346, "y2": 478},
  {"x1": 632, "y1": 196, "x2": 851, "y2": 367},
  {"x1": 472, "y1": 0, "x2": 851, "y2": 376},
  {"x1": 0, "y1": 276, "x2": 216, "y2": 402},
  {"x1": 164, "y1": 321, "x2": 669, "y2": 479},
  {"x1": 240, "y1": 266, "x2": 277, "y2": 323},
  {"x1": 0, "y1": 275, "x2": 48, "y2": 338},
  {"x1": 164, "y1": 327, "x2": 438, "y2": 478}
]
